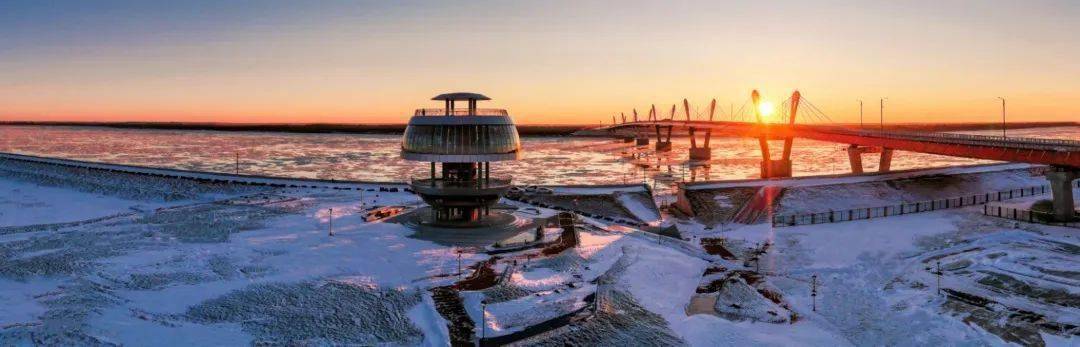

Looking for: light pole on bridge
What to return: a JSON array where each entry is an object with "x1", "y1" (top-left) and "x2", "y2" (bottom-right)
[
  {"x1": 879, "y1": 97, "x2": 888, "y2": 131},
  {"x1": 858, "y1": 99, "x2": 864, "y2": 129},
  {"x1": 997, "y1": 97, "x2": 1006, "y2": 138}
]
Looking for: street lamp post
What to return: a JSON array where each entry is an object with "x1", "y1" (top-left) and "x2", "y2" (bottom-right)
[
  {"x1": 858, "y1": 99, "x2": 864, "y2": 129},
  {"x1": 997, "y1": 97, "x2": 1006, "y2": 138},
  {"x1": 879, "y1": 97, "x2": 888, "y2": 131}
]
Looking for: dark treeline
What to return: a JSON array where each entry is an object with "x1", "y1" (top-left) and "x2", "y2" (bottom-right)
[
  {"x1": 0, "y1": 121, "x2": 591, "y2": 136},
  {"x1": 1, "y1": 121, "x2": 1075, "y2": 136}
]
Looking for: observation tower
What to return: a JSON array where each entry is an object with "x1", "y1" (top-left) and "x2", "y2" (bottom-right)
[{"x1": 402, "y1": 92, "x2": 521, "y2": 227}]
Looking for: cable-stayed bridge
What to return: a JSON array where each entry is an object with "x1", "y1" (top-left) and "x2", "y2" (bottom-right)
[{"x1": 589, "y1": 90, "x2": 1080, "y2": 220}]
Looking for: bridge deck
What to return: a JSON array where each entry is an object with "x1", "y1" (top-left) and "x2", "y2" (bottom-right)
[{"x1": 603, "y1": 121, "x2": 1080, "y2": 167}]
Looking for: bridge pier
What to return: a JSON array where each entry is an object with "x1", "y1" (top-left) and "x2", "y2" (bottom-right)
[
  {"x1": 846, "y1": 145, "x2": 894, "y2": 174},
  {"x1": 761, "y1": 159, "x2": 792, "y2": 178},
  {"x1": 688, "y1": 126, "x2": 712, "y2": 160},
  {"x1": 847, "y1": 145, "x2": 865, "y2": 174},
  {"x1": 879, "y1": 148, "x2": 894, "y2": 172},
  {"x1": 689, "y1": 147, "x2": 711, "y2": 160},
  {"x1": 1046, "y1": 167, "x2": 1079, "y2": 221},
  {"x1": 654, "y1": 124, "x2": 673, "y2": 152}
]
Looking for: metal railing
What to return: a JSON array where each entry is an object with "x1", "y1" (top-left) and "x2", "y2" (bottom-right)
[
  {"x1": 798, "y1": 125, "x2": 1080, "y2": 151},
  {"x1": 771, "y1": 183, "x2": 1073, "y2": 227},
  {"x1": 413, "y1": 108, "x2": 508, "y2": 116},
  {"x1": 983, "y1": 205, "x2": 1079, "y2": 228},
  {"x1": 410, "y1": 177, "x2": 511, "y2": 189},
  {"x1": 615, "y1": 120, "x2": 1080, "y2": 151}
]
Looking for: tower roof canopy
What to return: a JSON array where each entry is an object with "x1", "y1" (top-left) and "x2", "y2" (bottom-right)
[{"x1": 432, "y1": 92, "x2": 490, "y2": 101}]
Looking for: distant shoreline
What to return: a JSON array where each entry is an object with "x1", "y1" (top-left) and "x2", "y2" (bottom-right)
[
  {"x1": 0, "y1": 121, "x2": 589, "y2": 136},
  {"x1": 0, "y1": 121, "x2": 1075, "y2": 136}
]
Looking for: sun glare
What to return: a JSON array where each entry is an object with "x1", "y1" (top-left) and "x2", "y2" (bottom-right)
[{"x1": 758, "y1": 101, "x2": 776, "y2": 122}]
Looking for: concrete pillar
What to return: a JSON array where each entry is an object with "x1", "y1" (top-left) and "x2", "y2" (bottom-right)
[
  {"x1": 689, "y1": 147, "x2": 712, "y2": 160},
  {"x1": 1046, "y1": 167, "x2": 1079, "y2": 221},
  {"x1": 878, "y1": 148, "x2": 894, "y2": 172},
  {"x1": 761, "y1": 159, "x2": 792, "y2": 178},
  {"x1": 656, "y1": 125, "x2": 673, "y2": 151},
  {"x1": 689, "y1": 127, "x2": 697, "y2": 148},
  {"x1": 847, "y1": 145, "x2": 864, "y2": 174}
]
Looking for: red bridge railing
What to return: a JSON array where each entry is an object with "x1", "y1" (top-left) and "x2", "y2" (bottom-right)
[{"x1": 801, "y1": 125, "x2": 1080, "y2": 151}]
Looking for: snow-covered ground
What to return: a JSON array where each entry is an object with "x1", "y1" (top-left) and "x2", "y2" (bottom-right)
[
  {"x1": 724, "y1": 209, "x2": 1079, "y2": 345},
  {"x1": 0, "y1": 179, "x2": 143, "y2": 227},
  {"x1": 0, "y1": 159, "x2": 458, "y2": 345},
  {"x1": 1, "y1": 156, "x2": 1077, "y2": 346}
]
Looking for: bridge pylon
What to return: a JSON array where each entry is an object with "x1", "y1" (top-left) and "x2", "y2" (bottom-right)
[{"x1": 753, "y1": 90, "x2": 796, "y2": 178}]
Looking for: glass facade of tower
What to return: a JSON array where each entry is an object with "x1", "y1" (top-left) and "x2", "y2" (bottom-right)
[{"x1": 402, "y1": 124, "x2": 520, "y2": 156}]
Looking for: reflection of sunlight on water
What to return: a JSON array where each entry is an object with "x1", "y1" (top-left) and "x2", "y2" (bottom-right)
[{"x1": 2, "y1": 125, "x2": 1079, "y2": 197}]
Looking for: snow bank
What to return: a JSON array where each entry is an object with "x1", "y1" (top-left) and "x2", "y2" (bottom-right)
[
  {"x1": 615, "y1": 192, "x2": 661, "y2": 223},
  {"x1": 407, "y1": 292, "x2": 450, "y2": 346}
]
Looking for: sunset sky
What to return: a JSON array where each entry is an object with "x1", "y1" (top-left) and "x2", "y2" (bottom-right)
[{"x1": 1, "y1": 0, "x2": 1077, "y2": 125}]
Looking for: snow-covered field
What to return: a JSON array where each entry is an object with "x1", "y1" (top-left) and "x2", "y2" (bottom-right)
[
  {"x1": 1, "y1": 156, "x2": 1077, "y2": 346},
  {"x1": 715, "y1": 208, "x2": 1079, "y2": 346},
  {"x1": 0, "y1": 179, "x2": 140, "y2": 227},
  {"x1": 0, "y1": 159, "x2": 455, "y2": 345}
]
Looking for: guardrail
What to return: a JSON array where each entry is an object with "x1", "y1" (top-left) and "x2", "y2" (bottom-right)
[
  {"x1": 771, "y1": 183, "x2": 1078, "y2": 227},
  {"x1": 983, "y1": 205, "x2": 1079, "y2": 228},
  {"x1": 801, "y1": 125, "x2": 1080, "y2": 150},
  {"x1": 616, "y1": 121, "x2": 1080, "y2": 150},
  {"x1": 413, "y1": 108, "x2": 508, "y2": 116},
  {"x1": 410, "y1": 177, "x2": 511, "y2": 189},
  {"x1": 0, "y1": 152, "x2": 406, "y2": 189}
]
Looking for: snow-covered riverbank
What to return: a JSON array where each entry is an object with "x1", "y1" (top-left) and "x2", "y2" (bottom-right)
[{"x1": 0, "y1": 155, "x2": 1076, "y2": 346}]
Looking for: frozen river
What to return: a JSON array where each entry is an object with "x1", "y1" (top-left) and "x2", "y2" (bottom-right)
[{"x1": 1, "y1": 125, "x2": 1078, "y2": 188}]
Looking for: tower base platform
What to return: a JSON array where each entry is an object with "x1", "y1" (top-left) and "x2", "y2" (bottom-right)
[{"x1": 389, "y1": 206, "x2": 540, "y2": 247}]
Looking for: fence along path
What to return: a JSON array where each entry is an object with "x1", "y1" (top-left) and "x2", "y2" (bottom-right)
[
  {"x1": 983, "y1": 205, "x2": 1080, "y2": 228},
  {"x1": 772, "y1": 181, "x2": 1080, "y2": 227}
]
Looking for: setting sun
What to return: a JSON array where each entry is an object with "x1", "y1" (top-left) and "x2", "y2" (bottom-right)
[{"x1": 758, "y1": 101, "x2": 777, "y2": 122}]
